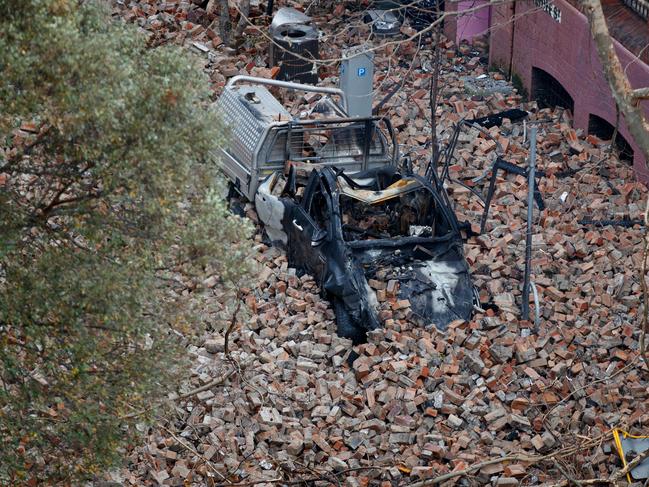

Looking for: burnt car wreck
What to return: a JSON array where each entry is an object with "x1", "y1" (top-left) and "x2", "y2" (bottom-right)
[{"x1": 214, "y1": 76, "x2": 476, "y2": 342}]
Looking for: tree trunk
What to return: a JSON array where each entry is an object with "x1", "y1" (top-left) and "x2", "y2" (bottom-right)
[
  {"x1": 583, "y1": 0, "x2": 649, "y2": 161},
  {"x1": 583, "y1": 0, "x2": 649, "y2": 364},
  {"x1": 218, "y1": 0, "x2": 231, "y2": 46},
  {"x1": 429, "y1": 26, "x2": 442, "y2": 168},
  {"x1": 232, "y1": 0, "x2": 250, "y2": 46},
  {"x1": 206, "y1": 0, "x2": 231, "y2": 44},
  {"x1": 206, "y1": 0, "x2": 249, "y2": 47}
]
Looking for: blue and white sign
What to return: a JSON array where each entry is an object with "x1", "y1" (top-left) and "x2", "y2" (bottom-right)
[{"x1": 357, "y1": 67, "x2": 366, "y2": 77}]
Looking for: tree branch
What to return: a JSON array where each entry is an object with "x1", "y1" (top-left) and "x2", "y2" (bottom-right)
[
  {"x1": 224, "y1": 289, "x2": 243, "y2": 357},
  {"x1": 119, "y1": 368, "x2": 235, "y2": 419},
  {"x1": 553, "y1": 459, "x2": 584, "y2": 486},
  {"x1": 584, "y1": 0, "x2": 649, "y2": 373},
  {"x1": 429, "y1": 24, "x2": 442, "y2": 168},
  {"x1": 640, "y1": 196, "x2": 649, "y2": 364},
  {"x1": 0, "y1": 125, "x2": 51, "y2": 172},
  {"x1": 160, "y1": 424, "x2": 230, "y2": 483},
  {"x1": 43, "y1": 192, "x2": 102, "y2": 213},
  {"x1": 612, "y1": 447, "x2": 649, "y2": 481},
  {"x1": 583, "y1": 0, "x2": 649, "y2": 161},
  {"x1": 632, "y1": 87, "x2": 649, "y2": 102}
]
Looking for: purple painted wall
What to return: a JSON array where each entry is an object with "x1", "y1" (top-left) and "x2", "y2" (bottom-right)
[
  {"x1": 488, "y1": 0, "x2": 649, "y2": 179},
  {"x1": 456, "y1": 0, "x2": 491, "y2": 41},
  {"x1": 444, "y1": 0, "x2": 491, "y2": 43}
]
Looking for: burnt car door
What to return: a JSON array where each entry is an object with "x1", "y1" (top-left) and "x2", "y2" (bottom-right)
[
  {"x1": 286, "y1": 170, "x2": 380, "y2": 343},
  {"x1": 286, "y1": 172, "x2": 328, "y2": 281}
]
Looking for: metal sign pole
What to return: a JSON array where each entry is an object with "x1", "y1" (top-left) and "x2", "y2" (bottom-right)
[{"x1": 522, "y1": 127, "x2": 537, "y2": 321}]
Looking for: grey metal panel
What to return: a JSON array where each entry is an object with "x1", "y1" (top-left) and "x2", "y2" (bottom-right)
[
  {"x1": 363, "y1": 10, "x2": 401, "y2": 37},
  {"x1": 269, "y1": 7, "x2": 312, "y2": 35},
  {"x1": 619, "y1": 435, "x2": 649, "y2": 480},
  {"x1": 339, "y1": 46, "x2": 374, "y2": 118},
  {"x1": 215, "y1": 85, "x2": 292, "y2": 170}
]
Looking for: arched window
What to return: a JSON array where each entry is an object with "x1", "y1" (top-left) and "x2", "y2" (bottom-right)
[
  {"x1": 531, "y1": 67, "x2": 575, "y2": 112},
  {"x1": 588, "y1": 114, "x2": 634, "y2": 163}
]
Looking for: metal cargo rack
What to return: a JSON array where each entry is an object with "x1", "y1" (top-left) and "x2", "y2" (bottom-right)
[
  {"x1": 259, "y1": 117, "x2": 397, "y2": 170},
  {"x1": 214, "y1": 76, "x2": 398, "y2": 200}
]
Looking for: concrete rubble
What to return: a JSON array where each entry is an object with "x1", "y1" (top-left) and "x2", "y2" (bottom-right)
[{"x1": 109, "y1": 1, "x2": 649, "y2": 485}]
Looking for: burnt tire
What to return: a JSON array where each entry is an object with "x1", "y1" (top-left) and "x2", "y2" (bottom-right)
[
  {"x1": 333, "y1": 298, "x2": 366, "y2": 345},
  {"x1": 226, "y1": 182, "x2": 245, "y2": 217}
]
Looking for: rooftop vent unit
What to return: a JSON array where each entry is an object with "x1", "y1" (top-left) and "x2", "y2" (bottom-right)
[{"x1": 269, "y1": 8, "x2": 319, "y2": 84}]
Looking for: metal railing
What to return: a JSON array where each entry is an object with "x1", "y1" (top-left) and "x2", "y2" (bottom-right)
[
  {"x1": 623, "y1": 0, "x2": 649, "y2": 20},
  {"x1": 261, "y1": 117, "x2": 397, "y2": 169}
]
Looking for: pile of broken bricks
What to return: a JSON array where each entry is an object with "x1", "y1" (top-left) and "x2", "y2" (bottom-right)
[{"x1": 109, "y1": 1, "x2": 649, "y2": 485}]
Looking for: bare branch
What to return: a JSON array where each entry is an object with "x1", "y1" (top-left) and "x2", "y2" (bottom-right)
[
  {"x1": 632, "y1": 87, "x2": 649, "y2": 102},
  {"x1": 552, "y1": 459, "x2": 583, "y2": 486},
  {"x1": 612, "y1": 447, "x2": 649, "y2": 481},
  {"x1": 160, "y1": 424, "x2": 231, "y2": 483},
  {"x1": 119, "y1": 368, "x2": 236, "y2": 419},
  {"x1": 223, "y1": 291, "x2": 243, "y2": 357},
  {"x1": 0, "y1": 126, "x2": 51, "y2": 172},
  {"x1": 641, "y1": 196, "x2": 649, "y2": 364},
  {"x1": 429, "y1": 25, "x2": 442, "y2": 167},
  {"x1": 408, "y1": 434, "x2": 610, "y2": 487}
]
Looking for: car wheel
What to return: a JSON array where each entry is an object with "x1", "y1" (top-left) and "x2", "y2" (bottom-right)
[{"x1": 333, "y1": 298, "x2": 366, "y2": 345}]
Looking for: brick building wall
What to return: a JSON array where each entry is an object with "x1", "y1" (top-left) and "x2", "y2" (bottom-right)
[
  {"x1": 444, "y1": 0, "x2": 491, "y2": 43},
  {"x1": 488, "y1": 0, "x2": 649, "y2": 178}
]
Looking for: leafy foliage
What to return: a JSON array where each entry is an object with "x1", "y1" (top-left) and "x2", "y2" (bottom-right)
[{"x1": 0, "y1": 0, "x2": 251, "y2": 482}]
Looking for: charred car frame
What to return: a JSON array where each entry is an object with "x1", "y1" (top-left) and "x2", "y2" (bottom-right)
[{"x1": 214, "y1": 76, "x2": 476, "y2": 341}]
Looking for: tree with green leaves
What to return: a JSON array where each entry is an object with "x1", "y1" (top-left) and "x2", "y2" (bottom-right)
[{"x1": 0, "y1": 0, "x2": 251, "y2": 482}]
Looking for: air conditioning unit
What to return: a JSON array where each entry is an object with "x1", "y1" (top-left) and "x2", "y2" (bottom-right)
[{"x1": 269, "y1": 8, "x2": 319, "y2": 84}]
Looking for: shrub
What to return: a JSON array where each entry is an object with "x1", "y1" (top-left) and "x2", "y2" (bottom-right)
[{"x1": 0, "y1": 0, "x2": 251, "y2": 482}]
